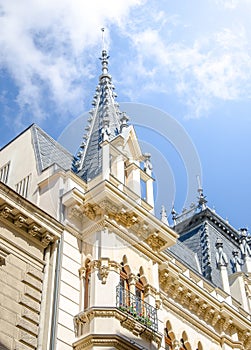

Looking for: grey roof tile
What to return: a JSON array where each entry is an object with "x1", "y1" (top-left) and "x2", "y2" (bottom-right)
[{"x1": 31, "y1": 125, "x2": 73, "y2": 173}]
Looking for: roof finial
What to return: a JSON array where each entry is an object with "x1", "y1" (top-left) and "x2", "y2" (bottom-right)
[
  {"x1": 160, "y1": 205, "x2": 170, "y2": 226},
  {"x1": 197, "y1": 175, "x2": 207, "y2": 210},
  {"x1": 101, "y1": 27, "x2": 105, "y2": 51},
  {"x1": 171, "y1": 205, "x2": 177, "y2": 225},
  {"x1": 100, "y1": 28, "x2": 109, "y2": 76}
]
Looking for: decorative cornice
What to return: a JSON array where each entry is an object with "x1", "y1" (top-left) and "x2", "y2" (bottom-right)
[
  {"x1": 63, "y1": 184, "x2": 177, "y2": 253},
  {"x1": 0, "y1": 183, "x2": 62, "y2": 248},
  {"x1": 74, "y1": 307, "x2": 162, "y2": 347},
  {"x1": 159, "y1": 262, "x2": 251, "y2": 348},
  {"x1": 73, "y1": 333, "x2": 149, "y2": 350}
]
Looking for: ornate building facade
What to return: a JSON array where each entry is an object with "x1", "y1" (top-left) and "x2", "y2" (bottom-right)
[{"x1": 0, "y1": 50, "x2": 251, "y2": 350}]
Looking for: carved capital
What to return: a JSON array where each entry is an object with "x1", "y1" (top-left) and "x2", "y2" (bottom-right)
[
  {"x1": 218, "y1": 317, "x2": 231, "y2": 333},
  {"x1": 159, "y1": 269, "x2": 170, "y2": 287},
  {"x1": 245, "y1": 336, "x2": 251, "y2": 349}
]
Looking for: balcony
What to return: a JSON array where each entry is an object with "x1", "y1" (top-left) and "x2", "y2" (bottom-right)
[{"x1": 116, "y1": 284, "x2": 158, "y2": 332}]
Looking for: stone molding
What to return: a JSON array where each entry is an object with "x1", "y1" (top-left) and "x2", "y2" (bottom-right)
[
  {"x1": 63, "y1": 183, "x2": 177, "y2": 252},
  {"x1": 159, "y1": 262, "x2": 251, "y2": 348},
  {"x1": 73, "y1": 333, "x2": 151, "y2": 350},
  {"x1": 0, "y1": 244, "x2": 9, "y2": 266},
  {"x1": 74, "y1": 307, "x2": 162, "y2": 347},
  {"x1": 0, "y1": 183, "x2": 62, "y2": 248}
]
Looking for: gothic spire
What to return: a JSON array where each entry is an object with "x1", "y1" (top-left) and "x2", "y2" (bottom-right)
[{"x1": 72, "y1": 46, "x2": 129, "y2": 181}]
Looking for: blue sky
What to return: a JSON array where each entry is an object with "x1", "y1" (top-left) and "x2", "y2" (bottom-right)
[{"x1": 0, "y1": 0, "x2": 251, "y2": 230}]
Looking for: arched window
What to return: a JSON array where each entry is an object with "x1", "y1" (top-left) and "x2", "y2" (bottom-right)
[
  {"x1": 164, "y1": 328, "x2": 173, "y2": 350},
  {"x1": 180, "y1": 331, "x2": 191, "y2": 350},
  {"x1": 197, "y1": 341, "x2": 203, "y2": 350},
  {"x1": 180, "y1": 339, "x2": 187, "y2": 350},
  {"x1": 119, "y1": 266, "x2": 130, "y2": 308}
]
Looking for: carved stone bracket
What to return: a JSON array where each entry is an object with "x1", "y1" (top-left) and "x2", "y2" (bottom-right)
[
  {"x1": 188, "y1": 295, "x2": 200, "y2": 311},
  {"x1": 0, "y1": 205, "x2": 12, "y2": 218},
  {"x1": 14, "y1": 215, "x2": 27, "y2": 228},
  {"x1": 28, "y1": 224, "x2": 41, "y2": 237},
  {"x1": 41, "y1": 233, "x2": 55, "y2": 247},
  {"x1": 211, "y1": 312, "x2": 221, "y2": 327},
  {"x1": 145, "y1": 232, "x2": 166, "y2": 252},
  {"x1": 204, "y1": 307, "x2": 215, "y2": 322}
]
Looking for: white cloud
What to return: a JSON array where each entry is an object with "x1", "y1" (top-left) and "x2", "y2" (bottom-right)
[
  {"x1": 122, "y1": 22, "x2": 251, "y2": 118},
  {"x1": 214, "y1": 0, "x2": 251, "y2": 9},
  {"x1": 0, "y1": 0, "x2": 143, "y2": 129},
  {"x1": 1, "y1": 0, "x2": 251, "y2": 126}
]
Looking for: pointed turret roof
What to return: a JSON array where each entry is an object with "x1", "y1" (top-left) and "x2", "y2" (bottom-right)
[{"x1": 72, "y1": 50, "x2": 128, "y2": 181}]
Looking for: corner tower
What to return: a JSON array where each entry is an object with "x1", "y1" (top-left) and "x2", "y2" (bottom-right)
[{"x1": 72, "y1": 49, "x2": 155, "y2": 211}]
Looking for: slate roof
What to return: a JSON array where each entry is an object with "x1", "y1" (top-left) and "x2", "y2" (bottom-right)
[
  {"x1": 73, "y1": 50, "x2": 128, "y2": 181},
  {"x1": 168, "y1": 239, "x2": 202, "y2": 274},
  {"x1": 174, "y1": 207, "x2": 242, "y2": 288},
  {"x1": 31, "y1": 124, "x2": 73, "y2": 173}
]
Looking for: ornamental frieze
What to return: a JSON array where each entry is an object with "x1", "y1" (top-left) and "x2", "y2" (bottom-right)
[
  {"x1": 159, "y1": 263, "x2": 250, "y2": 343},
  {"x1": 0, "y1": 200, "x2": 60, "y2": 248}
]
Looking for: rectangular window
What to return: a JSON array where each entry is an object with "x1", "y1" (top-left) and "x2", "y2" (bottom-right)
[
  {"x1": 15, "y1": 174, "x2": 31, "y2": 198},
  {"x1": 0, "y1": 162, "x2": 10, "y2": 184}
]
